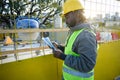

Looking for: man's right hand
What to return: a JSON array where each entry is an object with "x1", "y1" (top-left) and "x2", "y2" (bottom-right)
[
  {"x1": 47, "y1": 41, "x2": 59, "y2": 49},
  {"x1": 52, "y1": 49, "x2": 63, "y2": 58},
  {"x1": 52, "y1": 41, "x2": 59, "y2": 48}
]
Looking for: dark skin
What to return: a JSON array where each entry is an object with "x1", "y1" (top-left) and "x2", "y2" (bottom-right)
[
  {"x1": 65, "y1": 11, "x2": 76, "y2": 27},
  {"x1": 65, "y1": 10, "x2": 85, "y2": 27}
]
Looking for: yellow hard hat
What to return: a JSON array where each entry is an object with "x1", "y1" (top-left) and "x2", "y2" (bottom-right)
[{"x1": 63, "y1": 0, "x2": 84, "y2": 15}]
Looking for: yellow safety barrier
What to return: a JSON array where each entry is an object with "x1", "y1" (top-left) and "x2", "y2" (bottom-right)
[{"x1": 0, "y1": 41, "x2": 120, "y2": 80}]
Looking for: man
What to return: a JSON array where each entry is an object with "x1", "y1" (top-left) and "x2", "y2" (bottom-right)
[{"x1": 52, "y1": 0, "x2": 97, "y2": 80}]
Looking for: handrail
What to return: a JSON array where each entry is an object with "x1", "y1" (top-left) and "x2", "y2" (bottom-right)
[
  {"x1": 0, "y1": 46, "x2": 48, "y2": 55},
  {"x1": 0, "y1": 28, "x2": 120, "y2": 34},
  {"x1": 0, "y1": 28, "x2": 120, "y2": 55},
  {"x1": 0, "y1": 28, "x2": 69, "y2": 33},
  {"x1": 0, "y1": 28, "x2": 69, "y2": 56}
]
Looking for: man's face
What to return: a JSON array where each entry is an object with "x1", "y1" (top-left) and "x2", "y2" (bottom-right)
[{"x1": 64, "y1": 12, "x2": 76, "y2": 27}]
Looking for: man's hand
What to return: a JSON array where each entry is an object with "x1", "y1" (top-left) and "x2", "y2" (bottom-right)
[
  {"x1": 52, "y1": 41, "x2": 59, "y2": 48},
  {"x1": 47, "y1": 41, "x2": 59, "y2": 49},
  {"x1": 52, "y1": 49, "x2": 63, "y2": 58}
]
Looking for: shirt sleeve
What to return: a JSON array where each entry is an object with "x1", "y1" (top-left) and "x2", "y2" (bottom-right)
[{"x1": 64, "y1": 30, "x2": 97, "y2": 72}]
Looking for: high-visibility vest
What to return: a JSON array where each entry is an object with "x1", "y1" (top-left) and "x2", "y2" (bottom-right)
[{"x1": 63, "y1": 29, "x2": 95, "y2": 80}]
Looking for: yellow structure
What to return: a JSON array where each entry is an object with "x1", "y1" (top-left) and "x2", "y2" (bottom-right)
[
  {"x1": 63, "y1": 0, "x2": 84, "y2": 15},
  {"x1": 94, "y1": 41, "x2": 120, "y2": 80},
  {"x1": 0, "y1": 40, "x2": 120, "y2": 80}
]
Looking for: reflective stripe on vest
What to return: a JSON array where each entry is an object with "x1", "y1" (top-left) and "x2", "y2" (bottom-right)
[
  {"x1": 63, "y1": 66, "x2": 94, "y2": 78},
  {"x1": 63, "y1": 28, "x2": 95, "y2": 80}
]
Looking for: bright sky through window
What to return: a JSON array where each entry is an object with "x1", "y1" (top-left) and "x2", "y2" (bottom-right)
[{"x1": 80, "y1": 0, "x2": 120, "y2": 18}]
